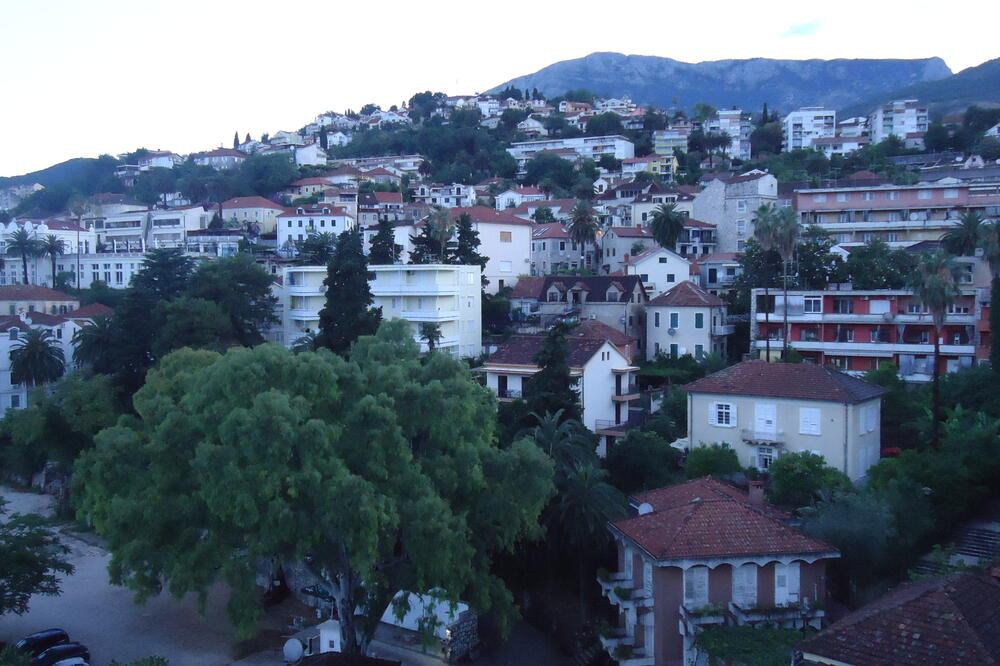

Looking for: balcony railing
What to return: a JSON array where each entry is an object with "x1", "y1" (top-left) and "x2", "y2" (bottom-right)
[
  {"x1": 729, "y1": 600, "x2": 825, "y2": 629},
  {"x1": 679, "y1": 604, "x2": 729, "y2": 636},
  {"x1": 614, "y1": 383, "x2": 639, "y2": 397},
  {"x1": 740, "y1": 428, "x2": 783, "y2": 443},
  {"x1": 497, "y1": 388, "x2": 522, "y2": 400}
]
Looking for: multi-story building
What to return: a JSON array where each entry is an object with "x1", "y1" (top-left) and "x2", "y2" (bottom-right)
[
  {"x1": 693, "y1": 252, "x2": 742, "y2": 295},
  {"x1": 620, "y1": 154, "x2": 678, "y2": 180},
  {"x1": 794, "y1": 179, "x2": 1000, "y2": 245},
  {"x1": 192, "y1": 148, "x2": 247, "y2": 170},
  {"x1": 782, "y1": 107, "x2": 836, "y2": 151},
  {"x1": 357, "y1": 191, "x2": 405, "y2": 228},
  {"x1": 0, "y1": 311, "x2": 81, "y2": 411},
  {"x1": 751, "y1": 285, "x2": 988, "y2": 380},
  {"x1": 623, "y1": 247, "x2": 691, "y2": 297},
  {"x1": 631, "y1": 189, "x2": 696, "y2": 231},
  {"x1": 685, "y1": 361, "x2": 885, "y2": 479},
  {"x1": 276, "y1": 205, "x2": 356, "y2": 249},
  {"x1": 691, "y1": 172, "x2": 778, "y2": 252},
  {"x1": 411, "y1": 183, "x2": 477, "y2": 208},
  {"x1": 281, "y1": 263, "x2": 482, "y2": 357},
  {"x1": 482, "y1": 333, "x2": 639, "y2": 455},
  {"x1": 869, "y1": 99, "x2": 929, "y2": 144},
  {"x1": 507, "y1": 136, "x2": 635, "y2": 174},
  {"x1": 495, "y1": 186, "x2": 546, "y2": 210},
  {"x1": 646, "y1": 280, "x2": 731, "y2": 361},
  {"x1": 598, "y1": 477, "x2": 839, "y2": 666},
  {"x1": 652, "y1": 129, "x2": 689, "y2": 156},
  {"x1": 529, "y1": 223, "x2": 586, "y2": 275},
  {"x1": 221, "y1": 196, "x2": 286, "y2": 235},
  {"x1": 95, "y1": 205, "x2": 213, "y2": 252},
  {"x1": 601, "y1": 226, "x2": 657, "y2": 274},
  {"x1": 811, "y1": 135, "x2": 870, "y2": 159},
  {"x1": 705, "y1": 110, "x2": 752, "y2": 161}
]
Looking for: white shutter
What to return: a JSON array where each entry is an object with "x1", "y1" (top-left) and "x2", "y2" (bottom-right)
[
  {"x1": 684, "y1": 566, "x2": 709, "y2": 607},
  {"x1": 709, "y1": 402, "x2": 718, "y2": 426},
  {"x1": 799, "y1": 407, "x2": 821, "y2": 435},
  {"x1": 774, "y1": 562, "x2": 800, "y2": 605},
  {"x1": 730, "y1": 403, "x2": 738, "y2": 426},
  {"x1": 787, "y1": 562, "x2": 800, "y2": 603},
  {"x1": 732, "y1": 564, "x2": 757, "y2": 607}
]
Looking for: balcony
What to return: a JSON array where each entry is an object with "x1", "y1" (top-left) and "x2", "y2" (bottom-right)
[
  {"x1": 712, "y1": 324, "x2": 735, "y2": 336},
  {"x1": 754, "y1": 339, "x2": 975, "y2": 356},
  {"x1": 612, "y1": 383, "x2": 640, "y2": 402},
  {"x1": 729, "y1": 600, "x2": 825, "y2": 629},
  {"x1": 497, "y1": 388, "x2": 522, "y2": 402},
  {"x1": 679, "y1": 603, "x2": 729, "y2": 636},
  {"x1": 401, "y1": 309, "x2": 461, "y2": 322},
  {"x1": 595, "y1": 411, "x2": 647, "y2": 436},
  {"x1": 740, "y1": 428, "x2": 783, "y2": 444}
]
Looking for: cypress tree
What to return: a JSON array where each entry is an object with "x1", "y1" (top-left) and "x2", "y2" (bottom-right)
[
  {"x1": 453, "y1": 213, "x2": 488, "y2": 273},
  {"x1": 317, "y1": 229, "x2": 382, "y2": 355},
  {"x1": 524, "y1": 323, "x2": 581, "y2": 423},
  {"x1": 409, "y1": 209, "x2": 455, "y2": 264},
  {"x1": 233, "y1": 132, "x2": 240, "y2": 149},
  {"x1": 369, "y1": 218, "x2": 399, "y2": 265}
]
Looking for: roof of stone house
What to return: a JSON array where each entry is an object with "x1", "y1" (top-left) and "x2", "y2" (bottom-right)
[
  {"x1": 531, "y1": 223, "x2": 570, "y2": 239},
  {"x1": 684, "y1": 360, "x2": 886, "y2": 404},
  {"x1": 798, "y1": 571, "x2": 1000, "y2": 666},
  {"x1": 647, "y1": 281, "x2": 725, "y2": 307},
  {"x1": 222, "y1": 196, "x2": 285, "y2": 210},
  {"x1": 510, "y1": 275, "x2": 645, "y2": 302},
  {"x1": 612, "y1": 477, "x2": 836, "y2": 560},
  {"x1": 485, "y1": 335, "x2": 607, "y2": 368},
  {"x1": 606, "y1": 226, "x2": 654, "y2": 239}
]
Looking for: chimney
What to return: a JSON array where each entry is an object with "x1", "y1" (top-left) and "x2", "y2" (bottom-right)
[{"x1": 748, "y1": 480, "x2": 765, "y2": 505}]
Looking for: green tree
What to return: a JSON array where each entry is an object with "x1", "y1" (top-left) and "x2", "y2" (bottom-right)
[
  {"x1": 568, "y1": 201, "x2": 597, "y2": 267},
  {"x1": 836, "y1": 239, "x2": 916, "y2": 289},
  {"x1": 10, "y1": 329, "x2": 65, "y2": 388},
  {"x1": 418, "y1": 322, "x2": 441, "y2": 352},
  {"x1": 317, "y1": 229, "x2": 381, "y2": 355},
  {"x1": 71, "y1": 315, "x2": 116, "y2": 375},
  {"x1": 40, "y1": 235, "x2": 66, "y2": 288},
  {"x1": 452, "y1": 212, "x2": 488, "y2": 275},
  {"x1": 941, "y1": 211, "x2": 985, "y2": 256},
  {"x1": 767, "y1": 452, "x2": 851, "y2": 510},
  {"x1": 187, "y1": 254, "x2": 278, "y2": 347},
  {"x1": 153, "y1": 297, "x2": 235, "y2": 357},
  {"x1": 523, "y1": 154, "x2": 576, "y2": 191},
  {"x1": 585, "y1": 113, "x2": 625, "y2": 136},
  {"x1": 531, "y1": 206, "x2": 556, "y2": 224},
  {"x1": 605, "y1": 430, "x2": 683, "y2": 493},
  {"x1": 524, "y1": 410, "x2": 595, "y2": 469},
  {"x1": 409, "y1": 209, "x2": 455, "y2": 264},
  {"x1": 650, "y1": 202, "x2": 684, "y2": 251},
  {"x1": 863, "y1": 362, "x2": 927, "y2": 448},
  {"x1": 0, "y1": 498, "x2": 73, "y2": 616},
  {"x1": 796, "y1": 226, "x2": 839, "y2": 290},
  {"x1": 368, "y1": 218, "x2": 399, "y2": 265},
  {"x1": 6, "y1": 228, "x2": 40, "y2": 285},
  {"x1": 524, "y1": 323, "x2": 581, "y2": 423},
  {"x1": 297, "y1": 232, "x2": 337, "y2": 265},
  {"x1": 909, "y1": 251, "x2": 961, "y2": 447},
  {"x1": 73, "y1": 326, "x2": 554, "y2": 651},
  {"x1": 597, "y1": 154, "x2": 622, "y2": 172},
  {"x1": 685, "y1": 444, "x2": 741, "y2": 479},
  {"x1": 979, "y1": 220, "x2": 1000, "y2": 369},
  {"x1": 131, "y1": 248, "x2": 194, "y2": 300},
  {"x1": 752, "y1": 204, "x2": 780, "y2": 361}
]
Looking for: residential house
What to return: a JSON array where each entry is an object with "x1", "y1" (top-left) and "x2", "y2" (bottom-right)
[
  {"x1": 358, "y1": 167, "x2": 402, "y2": 186},
  {"x1": 631, "y1": 188, "x2": 696, "y2": 230},
  {"x1": 281, "y1": 263, "x2": 481, "y2": 357},
  {"x1": 837, "y1": 116, "x2": 868, "y2": 138},
  {"x1": 751, "y1": 285, "x2": 988, "y2": 379},
  {"x1": 691, "y1": 171, "x2": 778, "y2": 253},
  {"x1": 509, "y1": 198, "x2": 581, "y2": 223},
  {"x1": 357, "y1": 191, "x2": 405, "y2": 228},
  {"x1": 517, "y1": 116, "x2": 548, "y2": 139},
  {"x1": 684, "y1": 361, "x2": 885, "y2": 479},
  {"x1": 782, "y1": 107, "x2": 836, "y2": 151},
  {"x1": 597, "y1": 477, "x2": 839, "y2": 666},
  {"x1": 646, "y1": 281, "x2": 730, "y2": 362},
  {"x1": 412, "y1": 183, "x2": 476, "y2": 208},
  {"x1": 137, "y1": 151, "x2": 183, "y2": 171},
  {"x1": 811, "y1": 135, "x2": 870, "y2": 159},
  {"x1": 601, "y1": 226, "x2": 656, "y2": 274},
  {"x1": 798, "y1": 570, "x2": 1000, "y2": 666},
  {"x1": 0, "y1": 311, "x2": 80, "y2": 411},
  {"x1": 483, "y1": 333, "x2": 639, "y2": 454},
  {"x1": 96, "y1": 205, "x2": 212, "y2": 252},
  {"x1": 496, "y1": 186, "x2": 546, "y2": 211},
  {"x1": 623, "y1": 247, "x2": 691, "y2": 297},
  {"x1": 705, "y1": 110, "x2": 753, "y2": 161},
  {"x1": 693, "y1": 252, "x2": 742, "y2": 295},
  {"x1": 295, "y1": 142, "x2": 328, "y2": 167},
  {"x1": 277, "y1": 205, "x2": 355, "y2": 249},
  {"x1": 530, "y1": 223, "x2": 584, "y2": 276},
  {"x1": 288, "y1": 176, "x2": 341, "y2": 197},
  {"x1": 869, "y1": 99, "x2": 929, "y2": 144},
  {"x1": 0, "y1": 219, "x2": 97, "y2": 286},
  {"x1": 653, "y1": 129, "x2": 690, "y2": 156},
  {"x1": 674, "y1": 219, "x2": 717, "y2": 258},
  {"x1": 507, "y1": 136, "x2": 635, "y2": 175},
  {"x1": 192, "y1": 148, "x2": 247, "y2": 170},
  {"x1": 221, "y1": 196, "x2": 285, "y2": 234},
  {"x1": 270, "y1": 130, "x2": 305, "y2": 147}
]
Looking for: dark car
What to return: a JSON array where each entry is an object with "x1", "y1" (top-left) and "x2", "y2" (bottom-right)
[
  {"x1": 14, "y1": 629, "x2": 69, "y2": 657},
  {"x1": 29, "y1": 642, "x2": 89, "y2": 666}
]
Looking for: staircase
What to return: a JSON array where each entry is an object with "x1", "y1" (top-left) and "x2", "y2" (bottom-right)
[{"x1": 912, "y1": 522, "x2": 1000, "y2": 575}]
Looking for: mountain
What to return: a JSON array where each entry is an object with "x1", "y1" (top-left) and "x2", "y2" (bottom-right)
[
  {"x1": 0, "y1": 156, "x2": 118, "y2": 190},
  {"x1": 840, "y1": 57, "x2": 1000, "y2": 118},
  {"x1": 489, "y1": 52, "x2": 952, "y2": 113}
]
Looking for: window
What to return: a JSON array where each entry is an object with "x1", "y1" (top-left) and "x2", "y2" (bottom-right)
[
  {"x1": 943, "y1": 188, "x2": 959, "y2": 199},
  {"x1": 6, "y1": 305, "x2": 13, "y2": 315},
  {"x1": 804, "y1": 297, "x2": 822, "y2": 313},
  {"x1": 862, "y1": 191, "x2": 874, "y2": 201},
  {"x1": 8, "y1": 329, "x2": 17, "y2": 340},
  {"x1": 710, "y1": 402, "x2": 735, "y2": 427},
  {"x1": 694, "y1": 344, "x2": 704, "y2": 359},
  {"x1": 732, "y1": 564, "x2": 757, "y2": 608},
  {"x1": 833, "y1": 298, "x2": 853, "y2": 314},
  {"x1": 887, "y1": 191, "x2": 900, "y2": 200},
  {"x1": 500, "y1": 231, "x2": 512, "y2": 243},
  {"x1": 863, "y1": 233, "x2": 874, "y2": 243},
  {"x1": 799, "y1": 407, "x2": 821, "y2": 435},
  {"x1": 658, "y1": 257, "x2": 667, "y2": 264},
  {"x1": 10, "y1": 394, "x2": 19, "y2": 409},
  {"x1": 695, "y1": 313, "x2": 704, "y2": 328},
  {"x1": 669, "y1": 312, "x2": 679, "y2": 328},
  {"x1": 774, "y1": 562, "x2": 800, "y2": 605},
  {"x1": 887, "y1": 232, "x2": 898, "y2": 242},
  {"x1": 559, "y1": 241, "x2": 566, "y2": 251},
  {"x1": 737, "y1": 240, "x2": 746, "y2": 252},
  {"x1": 737, "y1": 220, "x2": 747, "y2": 235},
  {"x1": 860, "y1": 403, "x2": 878, "y2": 434},
  {"x1": 669, "y1": 343, "x2": 678, "y2": 359},
  {"x1": 737, "y1": 200, "x2": 747, "y2": 212},
  {"x1": 917, "y1": 190, "x2": 933, "y2": 200},
  {"x1": 654, "y1": 312, "x2": 660, "y2": 327},
  {"x1": 684, "y1": 566, "x2": 709, "y2": 608},
  {"x1": 499, "y1": 261, "x2": 512, "y2": 273},
  {"x1": 757, "y1": 446, "x2": 775, "y2": 470},
  {"x1": 812, "y1": 193, "x2": 827, "y2": 202},
  {"x1": 836, "y1": 192, "x2": 848, "y2": 202},
  {"x1": 666, "y1": 273, "x2": 676, "y2": 282}
]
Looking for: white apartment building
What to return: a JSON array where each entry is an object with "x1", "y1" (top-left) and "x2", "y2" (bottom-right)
[
  {"x1": 95, "y1": 205, "x2": 213, "y2": 252},
  {"x1": 783, "y1": 107, "x2": 836, "y2": 151},
  {"x1": 706, "y1": 110, "x2": 753, "y2": 161},
  {"x1": 411, "y1": 183, "x2": 477, "y2": 208},
  {"x1": 653, "y1": 129, "x2": 689, "y2": 155},
  {"x1": 623, "y1": 247, "x2": 692, "y2": 297},
  {"x1": 507, "y1": 136, "x2": 635, "y2": 174},
  {"x1": 281, "y1": 263, "x2": 482, "y2": 357},
  {"x1": 276, "y1": 205, "x2": 356, "y2": 250},
  {"x1": 0, "y1": 312, "x2": 80, "y2": 411},
  {"x1": 869, "y1": 100, "x2": 929, "y2": 144},
  {"x1": 495, "y1": 187, "x2": 546, "y2": 210}
]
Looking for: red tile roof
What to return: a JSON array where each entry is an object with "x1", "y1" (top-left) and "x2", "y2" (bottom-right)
[
  {"x1": 799, "y1": 572, "x2": 1000, "y2": 666},
  {"x1": 531, "y1": 223, "x2": 570, "y2": 239},
  {"x1": 0, "y1": 285, "x2": 77, "y2": 301},
  {"x1": 373, "y1": 191, "x2": 403, "y2": 204},
  {"x1": 222, "y1": 196, "x2": 285, "y2": 210},
  {"x1": 607, "y1": 226, "x2": 653, "y2": 239},
  {"x1": 198, "y1": 148, "x2": 246, "y2": 158},
  {"x1": 511, "y1": 275, "x2": 644, "y2": 303},
  {"x1": 511, "y1": 276, "x2": 545, "y2": 299},
  {"x1": 683, "y1": 218, "x2": 716, "y2": 228},
  {"x1": 69, "y1": 303, "x2": 113, "y2": 319},
  {"x1": 513, "y1": 186, "x2": 545, "y2": 195},
  {"x1": 444, "y1": 206, "x2": 532, "y2": 226},
  {"x1": 648, "y1": 281, "x2": 724, "y2": 307},
  {"x1": 684, "y1": 360, "x2": 886, "y2": 404},
  {"x1": 613, "y1": 477, "x2": 835, "y2": 560},
  {"x1": 568, "y1": 320, "x2": 637, "y2": 360},
  {"x1": 485, "y1": 334, "x2": 608, "y2": 369}
]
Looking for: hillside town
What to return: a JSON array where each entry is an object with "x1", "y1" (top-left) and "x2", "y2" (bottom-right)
[{"x1": 3, "y1": 76, "x2": 1000, "y2": 666}]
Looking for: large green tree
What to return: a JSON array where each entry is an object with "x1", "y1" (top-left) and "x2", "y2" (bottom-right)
[
  {"x1": 0, "y1": 498, "x2": 74, "y2": 616},
  {"x1": 452, "y1": 213, "x2": 488, "y2": 275},
  {"x1": 409, "y1": 209, "x2": 455, "y2": 264},
  {"x1": 317, "y1": 228, "x2": 381, "y2": 355},
  {"x1": 73, "y1": 324, "x2": 554, "y2": 652},
  {"x1": 650, "y1": 202, "x2": 685, "y2": 251},
  {"x1": 187, "y1": 253, "x2": 278, "y2": 346},
  {"x1": 131, "y1": 248, "x2": 194, "y2": 300},
  {"x1": 368, "y1": 218, "x2": 399, "y2": 265},
  {"x1": 71, "y1": 316, "x2": 116, "y2": 375},
  {"x1": 524, "y1": 323, "x2": 581, "y2": 423},
  {"x1": 153, "y1": 297, "x2": 235, "y2": 358},
  {"x1": 10, "y1": 329, "x2": 65, "y2": 388},
  {"x1": 767, "y1": 452, "x2": 851, "y2": 510}
]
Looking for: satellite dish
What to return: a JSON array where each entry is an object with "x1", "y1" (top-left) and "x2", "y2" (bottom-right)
[
  {"x1": 283, "y1": 638, "x2": 305, "y2": 664},
  {"x1": 667, "y1": 328, "x2": 676, "y2": 336},
  {"x1": 637, "y1": 502, "x2": 654, "y2": 515}
]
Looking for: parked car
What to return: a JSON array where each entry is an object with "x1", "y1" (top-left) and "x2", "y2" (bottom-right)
[
  {"x1": 30, "y1": 642, "x2": 89, "y2": 666},
  {"x1": 14, "y1": 629, "x2": 69, "y2": 657}
]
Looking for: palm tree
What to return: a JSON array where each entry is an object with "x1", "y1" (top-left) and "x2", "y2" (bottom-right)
[
  {"x1": 649, "y1": 202, "x2": 685, "y2": 252},
  {"x1": 942, "y1": 211, "x2": 985, "y2": 256},
  {"x1": 419, "y1": 322, "x2": 442, "y2": 352},
  {"x1": 771, "y1": 207, "x2": 801, "y2": 359},
  {"x1": 291, "y1": 331, "x2": 319, "y2": 354},
  {"x1": 71, "y1": 316, "x2": 115, "y2": 374},
  {"x1": 10, "y1": 329, "x2": 65, "y2": 389},
  {"x1": 909, "y1": 251, "x2": 961, "y2": 447},
  {"x1": 6, "y1": 228, "x2": 40, "y2": 285},
  {"x1": 752, "y1": 204, "x2": 778, "y2": 362},
  {"x1": 40, "y1": 235, "x2": 66, "y2": 288},
  {"x1": 568, "y1": 201, "x2": 597, "y2": 269},
  {"x1": 979, "y1": 220, "x2": 1000, "y2": 369},
  {"x1": 524, "y1": 410, "x2": 592, "y2": 468}
]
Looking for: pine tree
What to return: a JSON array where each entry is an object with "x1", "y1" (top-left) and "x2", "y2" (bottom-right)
[
  {"x1": 233, "y1": 132, "x2": 239, "y2": 149},
  {"x1": 319, "y1": 127, "x2": 328, "y2": 150},
  {"x1": 409, "y1": 209, "x2": 455, "y2": 264},
  {"x1": 452, "y1": 213, "x2": 488, "y2": 274},
  {"x1": 369, "y1": 218, "x2": 399, "y2": 265},
  {"x1": 525, "y1": 323, "x2": 581, "y2": 423},
  {"x1": 317, "y1": 229, "x2": 382, "y2": 355}
]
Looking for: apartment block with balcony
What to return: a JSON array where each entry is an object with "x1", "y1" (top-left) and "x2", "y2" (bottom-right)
[
  {"x1": 869, "y1": 99, "x2": 928, "y2": 144},
  {"x1": 794, "y1": 180, "x2": 1000, "y2": 245},
  {"x1": 281, "y1": 263, "x2": 482, "y2": 357},
  {"x1": 507, "y1": 135, "x2": 635, "y2": 175},
  {"x1": 705, "y1": 110, "x2": 753, "y2": 161},
  {"x1": 277, "y1": 205, "x2": 356, "y2": 249},
  {"x1": 685, "y1": 361, "x2": 885, "y2": 479},
  {"x1": 97, "y1": 205, "x2": 212, "y2": 252},
  {"x1": 751, "y1": 287, "x2": 988, "y2": 381},
  {"x1": 782, "y1": 107, "x2": 836, "y2": 151},
  {"x1": 597, "y1": 477, "x2": 839, "y2": 666}
]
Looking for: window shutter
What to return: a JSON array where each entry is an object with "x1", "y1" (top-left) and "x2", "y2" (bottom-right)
[
  {"x1": 787, "y1": 562, "x2": 800, "y2": 602},
  {"x1": 730, "y1": 403, "x2": 738, "y2": 425},
  {"x1": 709, "y1": 402, "x2": 718, "y2": 426},
  {"x1": 732, "y1": 564, "x2": 757, "y2": 607}
]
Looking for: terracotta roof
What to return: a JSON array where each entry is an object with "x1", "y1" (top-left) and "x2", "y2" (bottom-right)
[
  {"x1": 684, "y1": 360, "x2": 886, "y2": 404},
  {"x1": 568, "y1": 319, "x2": 637, "y2": 351},
  {"x1": 21, "y1": 312, "x2": 67, "y2": 326},
  {"x1": 697, "y1": 252, "x2": 740, "y2": 263},
  {"x1": 513, "y1": 275, "x2": 644, "y2": 303},
  {"x1": 69, "y1": 303, "x2": 113, "y2": 319},
  {"x1": 607, "y1": 226, "x2": 653, "y2": 239},
  {"x1": 35, "y1": 220, "x2": 88, "y2": 232},
  {"x1": 531, "y1": 223, "x2": 570, "y2": 239},
  {"x1": 362, "y1": 167, "x2": 397, "y2": 177},
  {"x1": 443, "y1": 206, "x2": 532, "y2": 226},
  {"x1": 222, "y1": 196, "x2": 284, "y2": 211},
  {"x1": 612, "y1": 477, "x2": 836, "y2": 560},
  {"x1": 513, "y1": 186, "x2": 545, "y2": 195},
  {"x1": 510, "y1": 199, "x2": 580, "y2": 216},
  {"x1": 327, "y1": 166, "x2": 363, "y2": 177},
  {"x1": 511, "y1": 276, "x2": 545, "y2": 298},
  {"x1": 0, "y1": 285, "x2": 77, "y2": 301},
  {"x1": 291, "y1": 177, "x2": 335, "y2": 186},
  {"x1": 683, "y1": 218, "x2": 715, "y2": 228},
  {"x1": 799, "y1": 572, "x2": 1000, "y2": 666},
  {"x1": 485, "y1": 334, "x2": 608, "y2": 369},
  {"x1": 373, "y1": 192, "x2": 403, "y2": 204},
  {"x1": 197, "y1": 148, "x2": 246, "y2": 158},
  {"x1": 648, "y1": 281, "x2": 724, "y2": 307},
  {"x1": 723, "y1": 172, "x2": 769, "y2": 185}
]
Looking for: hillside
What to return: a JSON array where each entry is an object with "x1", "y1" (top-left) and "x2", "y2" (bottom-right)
[
  {"x1": 489, "y1": 52, "x2": 951, "y2": 112},
  {"x1": 0, "y1": 156, "x2": 120, "y2": 190},
  {"x1": 840, "y1": 57, "x2": 1000, "y2": 118}
]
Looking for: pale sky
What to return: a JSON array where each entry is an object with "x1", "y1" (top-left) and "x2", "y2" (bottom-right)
[{"x1": 1, "y1": 0, "x2": 996, "y2": 177}]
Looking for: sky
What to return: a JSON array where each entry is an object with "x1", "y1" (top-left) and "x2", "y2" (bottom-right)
[{"x1": 1, "y1": 0, "x2": 997, "y2": 178}]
